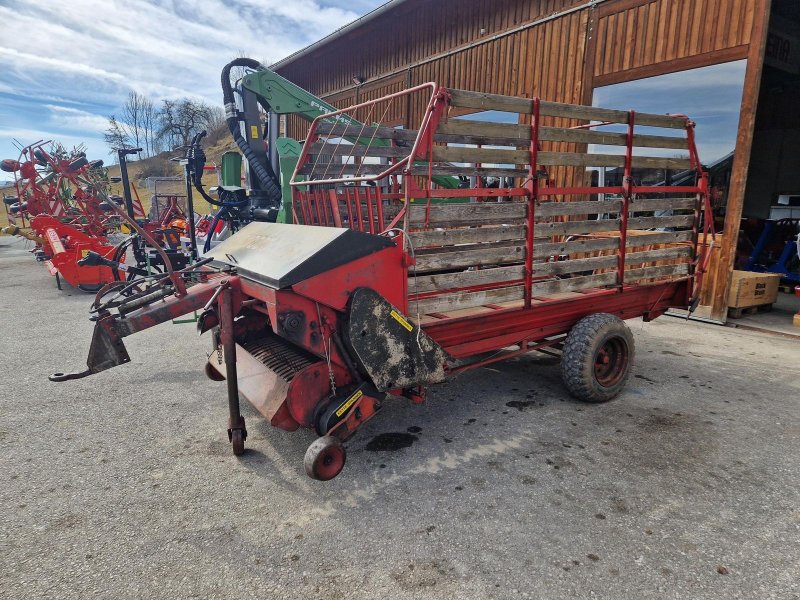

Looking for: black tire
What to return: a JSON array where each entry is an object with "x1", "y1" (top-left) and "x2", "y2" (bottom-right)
[
  {"x1": 231, "y1": 429, "x2": 245, "y2": 456},
  {"x1": 67, "y1": 156, "x2": 89, "y2": 172},
  {"x1": 560, "y1": 313, "x2": 634, "y2": 403}
]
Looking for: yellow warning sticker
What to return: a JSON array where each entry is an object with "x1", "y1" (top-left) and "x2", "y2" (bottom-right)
[
  {"x1": 390, "y1": 309, "x2": 413, "y2": 332},
  {"x1": 80, "y1": 249, "x2": 90, "y2": 258},
  {"x1": 335, "y1": 389, "x2": 363, "y2": 418},
  {"x1": 250, "y1": 125, "x2": 259, "y2": 139}
]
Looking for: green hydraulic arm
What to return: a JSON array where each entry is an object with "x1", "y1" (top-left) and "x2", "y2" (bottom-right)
[{"x1": 233, "y1": 66, "x2": 459, "y2": 222}]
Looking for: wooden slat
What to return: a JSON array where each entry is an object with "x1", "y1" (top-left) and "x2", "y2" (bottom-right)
[
  {"x1": 632, "y1": 133, "x2": 690, "y2": 150},
  {"x1": 627, "y1": 215, "x2": 695, "y2": 229},
  {"x1": 531, "y1": 272, "x2": 619, "y2": 295},
  {"x1": 534, "y1": 215, "x2": 694, "y2": 236},
  {"x1": 625, "y1": 263, "x2": 691, "y2": 282},
  {"x1": 533, "y1": 197, "x2": 696, "y2": 219},
  {"x1": 411, "y1": 265, "x2": 525, "y2": 293},
  {"x1": 540, "y1": 127, "x2": 624, "y2": 145},
  {"x1": 536, "y1": 200, "x2": 622, "y2": 217},
  {"x1": 539, "y1": 127, "x2": 689, "y2": 150},
  {"x1": 408, "y1": 202, "x2": 526, "y2": 226},
  {"x1": 411, "y1": 285, "x2": 525, "y2": 315},
  {"x1": 537, "y1": 152, "x2": 692, "y2": 170},
  {"x1": 447, "y1": 90, "x2": 687, "y2": 130},
  {"x1": 297, "y1": 163, "x2": 394, "y2": 176},
  {"x1": 533, "y1": 237, "x2": 620, "y2": 259},
  {"x1": 539, "y1": 100, "x2": 688, "y2": 129},
  {"x1": 448, "y1": 88, "x2": 532, "y2": 113},
  {"x1": 630, "y1": 197, "x2": 696, "y2": 211},
  {"x1": 437, "y1": 120, "x2": 530, "y2": 145},
  {"x1": 408, "y1": 224, "x2": 526, "y2": 247},
  {"x1": 535, "y1": 219, "x2": 621, "y2": 236},
  {"x1": 410, "y1": 165, "x2": 530, "y2": 178},
  {"x1": 438, "y1": 121, "x2": 689, "y2": 151},
  {"x1": 536, "y1": 254, "x2": 619, "y2": 276},
  {"x1": 432, "y1": 145, "x2": 529, "y2": 165},
  {"x1": 413, "y1": 244, "x2": 526, "y2": 272},
  {"x1": 307, "y1": 143, "x2": 409, "y2": 158},
  {"x1": 625, "y1": 246, "x2": 693, "y2": 264},
  {"x1": 625, "y1": 230, "x2": 694, "y2": 246}
]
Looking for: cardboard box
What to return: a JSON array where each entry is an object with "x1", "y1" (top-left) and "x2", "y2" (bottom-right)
[{"x1": 727, "y1": 271, "x2": 781, "y2": 308}]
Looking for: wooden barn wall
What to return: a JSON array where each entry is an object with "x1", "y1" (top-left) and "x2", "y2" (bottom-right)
[
  {"x1": 280, "y1": 0, "x2": 759, "y2": 139},
  {"x1": 592, "y1": 0, "x2": 756, "y2": 87}
]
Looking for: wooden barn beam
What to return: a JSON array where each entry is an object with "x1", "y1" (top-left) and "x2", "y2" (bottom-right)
[{"x1": 708, "y1": 0, "x2": 772, "y2": 322}]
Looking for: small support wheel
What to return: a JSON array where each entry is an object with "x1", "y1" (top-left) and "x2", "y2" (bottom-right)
[
  {"x1": 561, "y1": 313, "x2": 634, "y2": 403},
  {"x1": 230, "y1": 429, "x2": 245, "y2": 456},
  {"x1": 204, "y1": 362, "x2": 225, "y2": 381},
  {"x1": 304, "y1": 436, "x2": 346, "y2": 481}
]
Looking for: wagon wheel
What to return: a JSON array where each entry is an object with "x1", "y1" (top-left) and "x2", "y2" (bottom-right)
[
  {"x1": 561, "y1": 313, "x2": 635, "y2": 402},
  {"x1": 304, "y1": 436, "x2": 346, "y2": 481}
]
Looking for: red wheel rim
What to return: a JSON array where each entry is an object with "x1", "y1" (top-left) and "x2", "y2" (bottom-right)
[
  {"x1": 593, "y1": 336, "x2": 628, "y2": 387},
  {"x1": 314, "y1": 445, "x2": 345, "y2": 480}
]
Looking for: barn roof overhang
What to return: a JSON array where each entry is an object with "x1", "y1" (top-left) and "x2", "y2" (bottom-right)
[{"x1": 270, "y1": 0, "x2": 407, "y2": 70}]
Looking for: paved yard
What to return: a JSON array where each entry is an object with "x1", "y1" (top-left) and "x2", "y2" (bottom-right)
[{"x1": 1, "y1": 239, "x2": 798, "y2": 599}]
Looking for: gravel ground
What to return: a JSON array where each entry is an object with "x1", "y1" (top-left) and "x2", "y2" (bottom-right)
[{"x1": 1, "y1": 239, "x2": 798, "y2": 600}]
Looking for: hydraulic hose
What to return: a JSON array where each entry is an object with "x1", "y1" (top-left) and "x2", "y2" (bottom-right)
[
  {"x1": 187, "y1": 132, "x2": 249, "y2": 209},
  {"x1": 221, "y1": 58, "x2": 282, "y2": 207},
  {"x1": 203, "y1": 209, "x2": 224, "y2": 254}
]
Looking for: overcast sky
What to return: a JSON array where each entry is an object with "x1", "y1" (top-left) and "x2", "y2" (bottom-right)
[{"x1": 0, "y1": 0, "x2": 384, "y2": 164}]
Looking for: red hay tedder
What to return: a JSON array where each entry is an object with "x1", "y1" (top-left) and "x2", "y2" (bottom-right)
[
  {"x1": 52, "y1": 84, "x2": 714, "y2": 480},
  {"x1": 2, "y1": 142, "x2": 127, "y2": 291}
]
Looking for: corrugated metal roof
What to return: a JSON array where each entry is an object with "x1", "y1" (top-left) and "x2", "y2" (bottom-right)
[{"x1": 270, "y1": 0, "x2": 408, "y2": 69}]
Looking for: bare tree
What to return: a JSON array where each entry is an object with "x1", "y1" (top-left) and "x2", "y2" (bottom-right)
[
  {"x1": 205, "y1": 106, "x2": 225, "y2": 131},
  {"x1": 122, "y1": 92, "x2": 145, "y2": 158},
  {"x1": 157, "y1": 98, "x2": 219, "y2": 150},
  {"x1": 138, "y1": 94, "x2": 158, "y2": 157},
  {"x1": 103, "y1": 116, "x2": 131, "y2": 158},
  {"x1": 104, "y1": 92, "x2": 161, "y2": 158}
]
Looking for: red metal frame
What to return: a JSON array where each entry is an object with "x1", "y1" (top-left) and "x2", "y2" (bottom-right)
[
  {"x1": 289, "y1": 83, "x2": 441, "y2": 187},
  {"x1": 288, "y1": 86, "x2": 711, "y2": 372}
]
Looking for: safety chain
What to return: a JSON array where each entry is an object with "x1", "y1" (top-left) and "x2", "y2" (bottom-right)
[{"x1": 316, "y1": 302, "x2": 336, "y2": 397}]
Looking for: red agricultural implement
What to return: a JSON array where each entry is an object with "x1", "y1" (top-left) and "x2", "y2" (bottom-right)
[
  {"x1": 1, "y1": 142, "x2": 130, "y2": 290},
  {"x1": 52, "y1": 84, "x2": 714, "y2": 480}
]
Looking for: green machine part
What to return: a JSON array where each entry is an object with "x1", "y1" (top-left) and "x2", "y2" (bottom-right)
[
  {"x1": 275, "y1": 138, "x2": 302, "y2": 224},
  {"x1": 240, "y1": 68, "x2": 459, "y2": 193},
  {"x1": 220, "y1": 151, "x2": 242, "y2": 187}
]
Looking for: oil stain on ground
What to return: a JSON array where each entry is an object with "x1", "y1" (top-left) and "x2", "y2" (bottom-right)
[
  {"x1": 365, "y1": 432, "x2": 419, "y2": 451},
  {"x1": 506, "y1": 400, "x2": 537, "y2": 411}
]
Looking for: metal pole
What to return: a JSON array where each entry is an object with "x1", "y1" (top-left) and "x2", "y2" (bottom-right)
[
  {"x1": 219, "y1": 284, "x2": 246, "y2": 453},
  {"x1": 182, "y1": 161, "x2": 198, "y2": 260},
  {"x1": 117, "y1": 148, "x2": 142, "y2": 219}
]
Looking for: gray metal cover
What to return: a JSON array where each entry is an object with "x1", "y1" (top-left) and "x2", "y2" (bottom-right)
[{"x1": 208, "y1": 222, "x2": 393, "y2": 289}]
